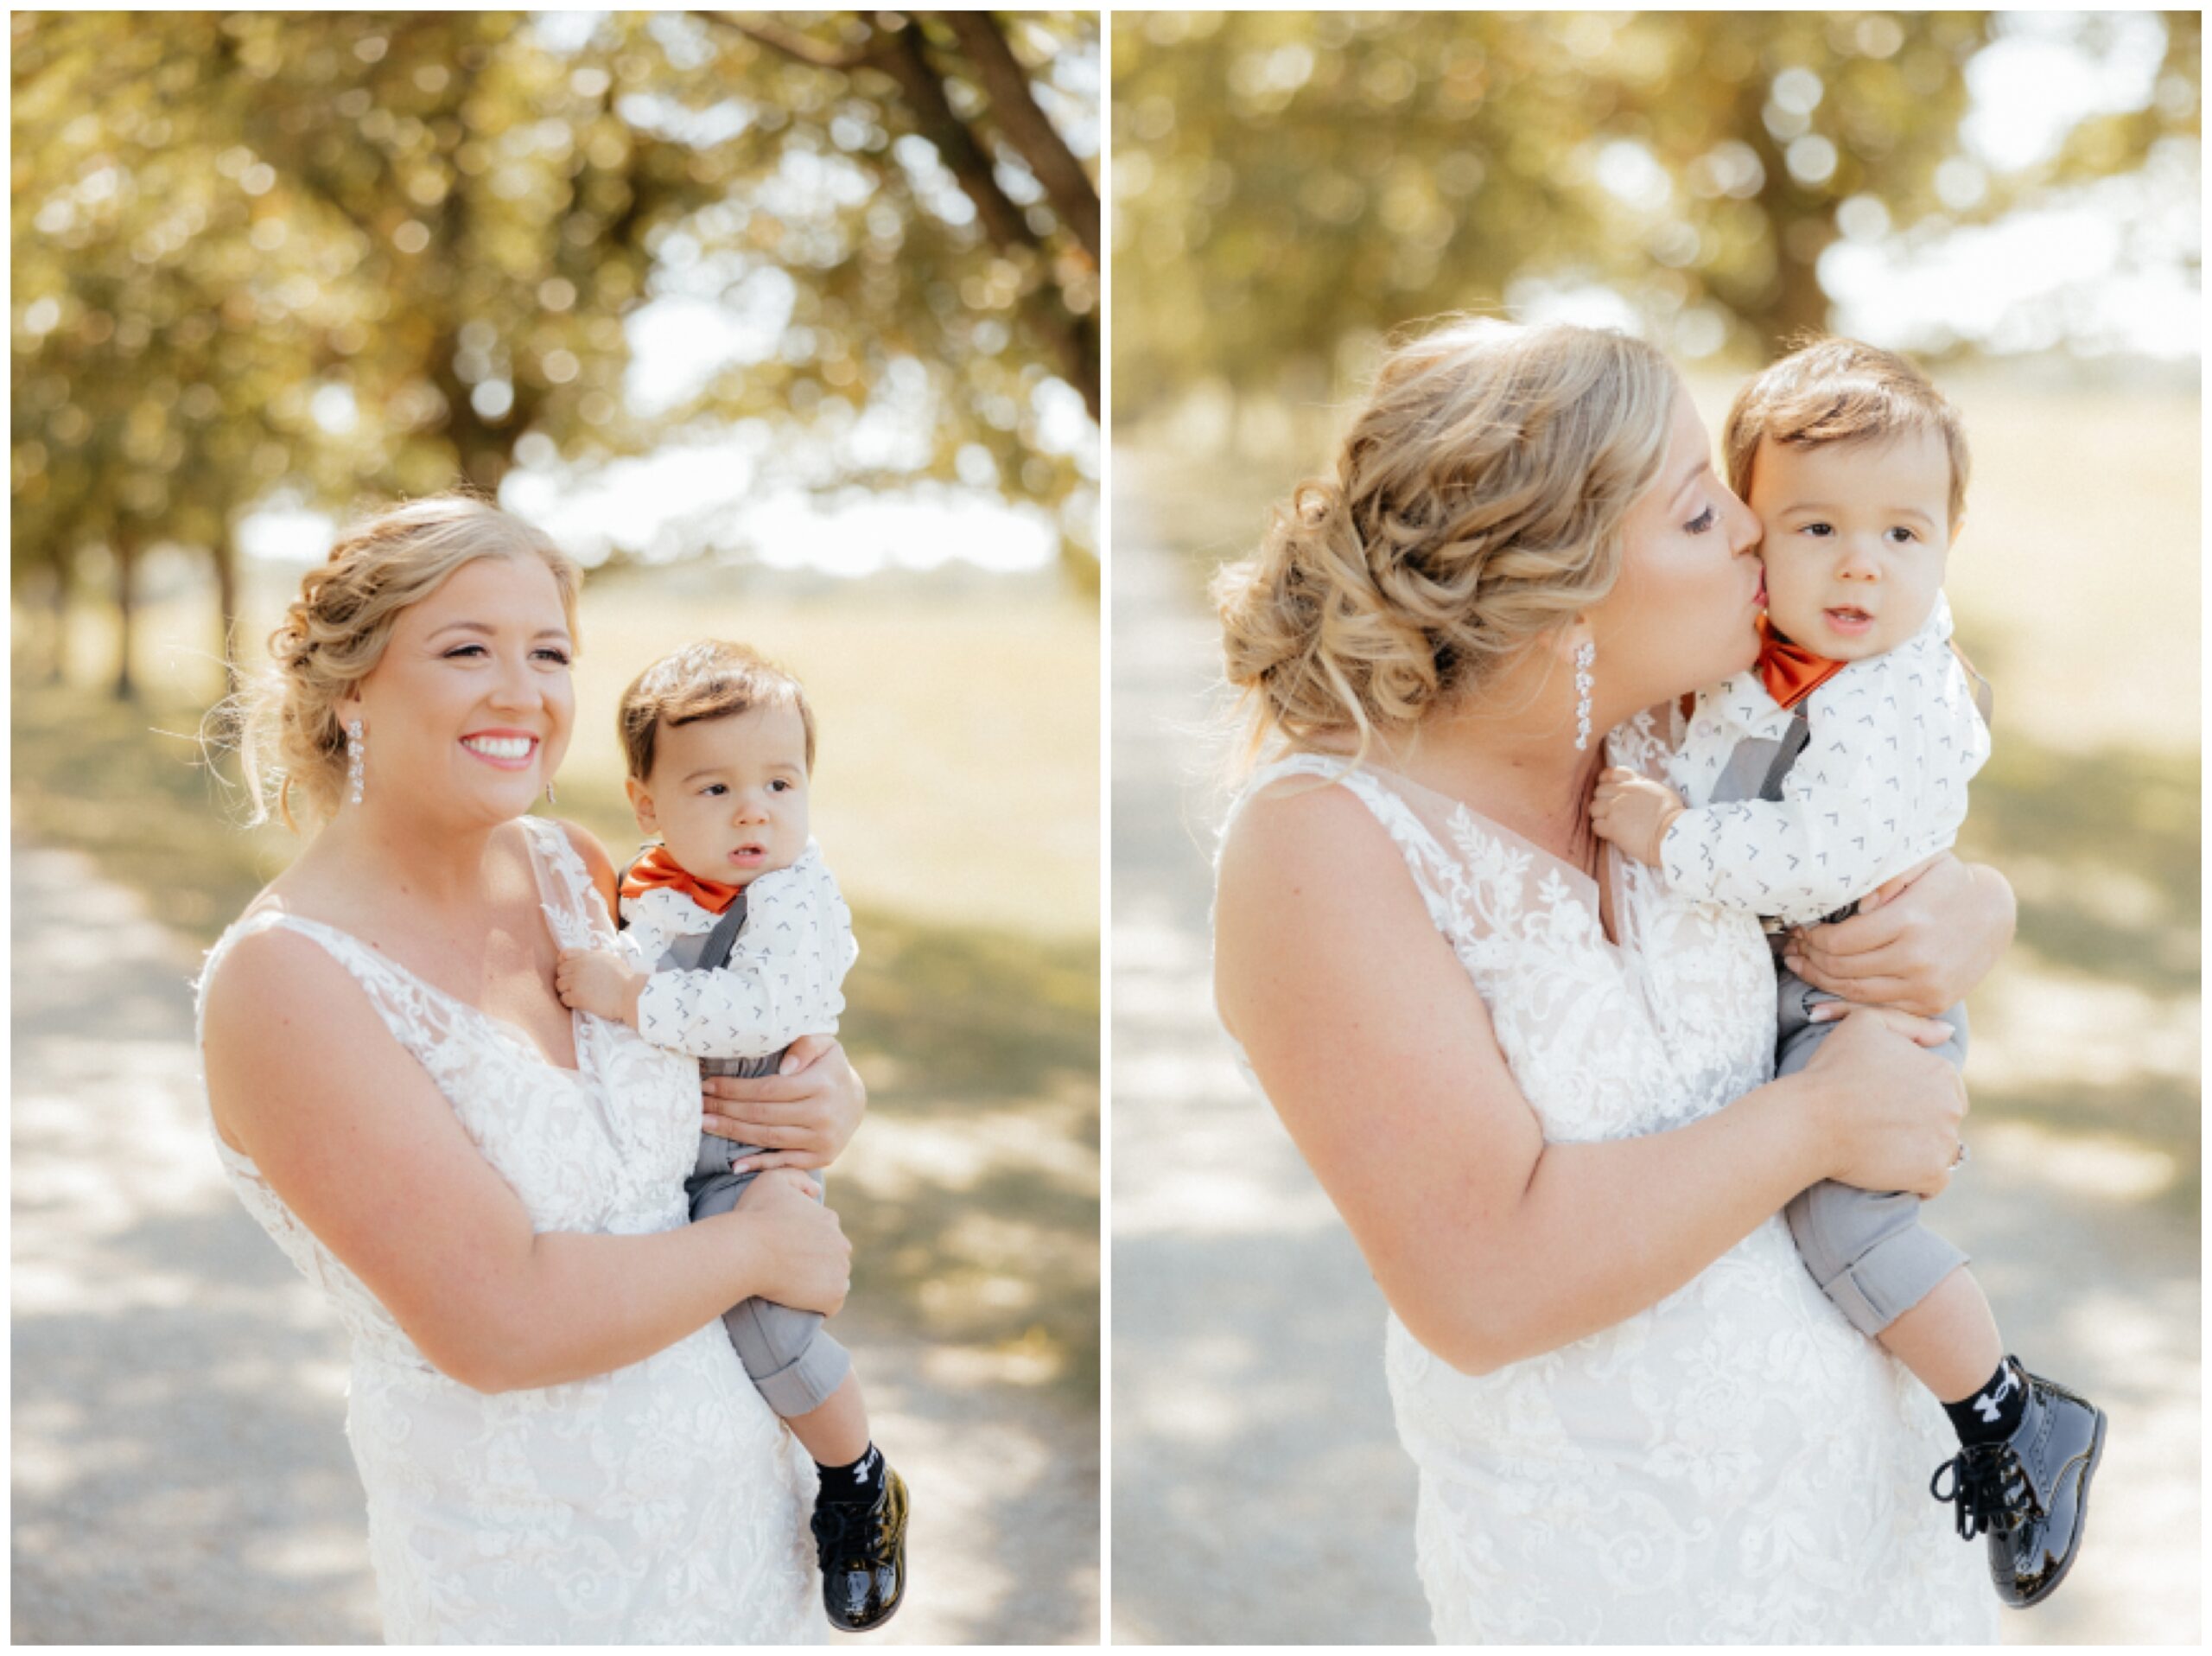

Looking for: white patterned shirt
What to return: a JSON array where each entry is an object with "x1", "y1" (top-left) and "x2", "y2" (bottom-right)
[
  {"x1": 616, "y1": 840, "x2": 858, "y2": 1059},
  {"x1": 1659, "y1": 593, "x2": 1992, "y2": 928}
]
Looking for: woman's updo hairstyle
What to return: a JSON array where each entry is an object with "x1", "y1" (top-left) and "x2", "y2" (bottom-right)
[
  {"x1": 1213, "y1": 317, "x2": 1679, "y2": 767},
  {"x1": 233, "y1": 492, "x2": 582, "y2": 830}
]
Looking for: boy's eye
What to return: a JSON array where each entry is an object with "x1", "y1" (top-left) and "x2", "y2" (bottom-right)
[
  {"x1": 769, "y1": 779, "x2": 791, "y2": 793},
  {"x1": 1685, "y1": 505, "x2": 1716, "y2": 534},
  {"x1": 1886, "y1": 526, "x2": 1918, "y2": 545},
  {"x1": 1801, "y1": 522, "x2": 1833, "y2": 538},
  {"x1": 701, "y1": 784, "x2": 727, "y2": 797}
]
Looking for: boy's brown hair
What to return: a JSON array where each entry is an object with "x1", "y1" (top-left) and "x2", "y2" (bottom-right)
[
  {"x1": 618, "y1": 639, "x2": 816, "y2": 782},
  {"x1": 1723, "y1": 336, "x2": 1971, "y2": 528}
]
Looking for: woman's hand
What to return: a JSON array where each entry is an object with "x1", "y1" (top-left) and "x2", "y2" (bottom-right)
[
  {"x1": 727, "y1": 1169, "x2": 850, "y2": 1315},
  {"x1": 702, "y1": 1033, "x2": 866, "y2": 1175},
  {"x1": 1800, "y1": 1009, "x2": 1967, "y2": 1199},
  {"x1": 1783, "y1": 853, "x2": 2016, "y2": 1017}
]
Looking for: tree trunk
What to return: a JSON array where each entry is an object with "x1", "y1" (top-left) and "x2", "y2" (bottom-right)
[{"x1": 112, "y1": 535, "x2": 137, "y2": 702}]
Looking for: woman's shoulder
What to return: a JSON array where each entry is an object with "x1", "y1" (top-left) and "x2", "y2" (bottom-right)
[
  {"x1": 531, "y1": 815, "x2": 620, "y2": 913},
  {"x1": 199, "y1": 910, "x2": 381, "y2": 1059}
]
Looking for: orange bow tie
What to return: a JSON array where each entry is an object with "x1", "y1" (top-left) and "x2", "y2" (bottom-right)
[
  {"x1": 1756, "y1": 614, "x2": 1848, "y2": 712},
  {"x1": 620, "y1": 843, "x2": 745, "y2": 915}
]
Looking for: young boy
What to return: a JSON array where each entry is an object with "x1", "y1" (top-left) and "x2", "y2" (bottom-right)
[
  {"x1": 1591, "y1": 340, "x2": 2104, "y2": 1608},
  {"x1": 553, "y1": 639, "x2": 907, "y2": 1633}
]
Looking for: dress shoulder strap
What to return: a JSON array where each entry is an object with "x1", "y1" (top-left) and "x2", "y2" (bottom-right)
[
  {"x1": 518, "y1": 815, "x2": 615, "y2": 950},
  {"x1": 1223, "y1": 754, "x2": 1465, "y2": 944}
]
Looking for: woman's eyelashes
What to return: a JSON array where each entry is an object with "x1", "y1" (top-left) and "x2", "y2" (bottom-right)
[
  {"x1": 440, "y1": 643, "x2": 572, "y2": 666},
  {"x1": 1684, "y1": 504, "x2": 1717, "y2": 534}
]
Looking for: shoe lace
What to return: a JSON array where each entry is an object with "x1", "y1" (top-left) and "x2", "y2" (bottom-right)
[
  {"x1": 810, "y1": 1498, "x2": 878, "y2": 1568},
  {"x1": 1929, "y1": 1444, "x2": 2038, "y2": 1541}
]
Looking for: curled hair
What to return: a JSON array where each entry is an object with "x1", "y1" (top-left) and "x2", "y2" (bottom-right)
[
  {"x1": 617, "y1": 639, "x2": 816, "y2": 783},
  {"x1": 1213, "y1": 317, "x2": 1680, "y2": 768},
  {"x1": 1722, "y1": 334, "x2": 1970, "y2": 526},
  {"x1": 225, "y1": 492, "x2": 582, "y2": 831}
]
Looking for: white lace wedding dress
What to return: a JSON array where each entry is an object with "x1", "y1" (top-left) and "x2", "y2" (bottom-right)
[
  {"x1": 195, "y1": 815, "x2": 822, "y2": 1644},
  {"x1": 1227, "y1": 719, "x2": 1994, "y2": 1644}
]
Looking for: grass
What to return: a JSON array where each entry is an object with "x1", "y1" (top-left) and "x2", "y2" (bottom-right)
[
  {"x1": 13, "y1": 562, "x2": 1102, "y2": 1404},
  {"x1": 1120, "y1": 361, "x2": 2201, "y2": 1217}
]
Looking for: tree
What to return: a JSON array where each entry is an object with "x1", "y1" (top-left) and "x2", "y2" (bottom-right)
[
  {"x1": 1110, "y1": 10, "x2": 2198, "y2": 422},
  {"x1": 12, "y1": 9, "x2": 1102, "y2": 697}
]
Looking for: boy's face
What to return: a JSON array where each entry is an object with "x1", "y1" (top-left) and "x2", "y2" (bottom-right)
[
  {"x1": 626, "y1": 701, "x2": 810, "y2": 888},
  {"x1": 1747, "y1": 426, "x2": 1961, "y2": 661}
]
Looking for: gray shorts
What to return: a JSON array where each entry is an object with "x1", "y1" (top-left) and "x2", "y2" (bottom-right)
[
  {"x1": 1777, "y1": 960, "x2": 1971, "y2": 1336},
  {"x1": 687, "y1": 1050, "x2": 852, "y2": 1417}
]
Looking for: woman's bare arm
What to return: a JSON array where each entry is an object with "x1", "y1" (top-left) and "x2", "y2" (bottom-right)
[
  {"x1": 1216, "y1": 784, "x2": 1962, "y2": 1377},
  {"x1": 204, "y1": 927, "x2": 849, "y2": 1394}
]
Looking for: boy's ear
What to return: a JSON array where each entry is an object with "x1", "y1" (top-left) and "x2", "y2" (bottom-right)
[
  {"x1": 623, "y1": 774, "x2": 658, "y2": 837},
  {"x1": 1947, "y1": 513, "x2": 1966, "y2": 550}
]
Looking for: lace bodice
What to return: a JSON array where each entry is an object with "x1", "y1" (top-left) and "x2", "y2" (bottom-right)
[
  {"x1": 1224, "y1": 718, "x2": 1993, "y2": 1644},
  {"x1": 196, "y1": 815, "x2": 822, "y2": 1645}
]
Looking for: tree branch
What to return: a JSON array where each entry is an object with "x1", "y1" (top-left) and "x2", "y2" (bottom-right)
[
  {"x1": 693, "y1": 11, "x2": 866, "y2": 72},
  {"x1": 933, "y1": 11, "x2": 1098, "y2": 265},
  {"x1": 865, "y1": 14, "x2": 1038, "y2": 254}
]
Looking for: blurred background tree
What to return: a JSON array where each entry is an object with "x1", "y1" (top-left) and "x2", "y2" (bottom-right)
[
  {"x1": 14, "y1": 9, "x2": 1101, "y2": 699},
  {"x1": 1112, "y1": 10, "x2": 2198, "y2": 422}
]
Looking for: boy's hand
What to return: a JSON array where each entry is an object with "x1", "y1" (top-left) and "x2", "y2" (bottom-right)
[
  {"x1": 1591, "y1": 768, "x2": 1686, "y2": 868},
  {"x1": 554, "y1": 947, "x2": 646, "y2": 1028}
]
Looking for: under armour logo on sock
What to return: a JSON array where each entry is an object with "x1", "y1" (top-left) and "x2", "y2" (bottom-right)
[
  {"x1": 1974, "y1": 1366, "x2": 2019, "y2": 1424},
  {"x1": 854, "y1": 1448, "x2": 879, "y2": 1484}
]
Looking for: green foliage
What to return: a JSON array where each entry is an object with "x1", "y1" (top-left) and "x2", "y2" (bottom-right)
[
  {"x1": 12, "y1": 10, "x2": 1102, "y2": 685},
  {"x1": 1111, "y1": 10, "x2": 2197, "y2": 421}
]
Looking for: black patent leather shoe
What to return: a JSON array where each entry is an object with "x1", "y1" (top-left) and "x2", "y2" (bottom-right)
[
  {"x1": 811, "y1": 1465, "x2": 908, "y2": 1631},
  {"x1": 1929, "y1": 1362, "x2": 2107, "y2": 1608}
]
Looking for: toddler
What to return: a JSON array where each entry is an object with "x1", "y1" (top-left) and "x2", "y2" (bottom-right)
[
  {"x1": 554, "y1": 639, "x2": 906, "y2": 1633},
  {"x1": 1592, "y1": 340, "x2": 2104, "y2": 1609}
]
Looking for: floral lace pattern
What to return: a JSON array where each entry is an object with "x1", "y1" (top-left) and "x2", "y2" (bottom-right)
[
  {"x1": 1226, "y1": 724, "x2": 1994, "y2": 1644},
  {"x1": 196, "y1": 815, "x2": 823, "y2": 1645}
]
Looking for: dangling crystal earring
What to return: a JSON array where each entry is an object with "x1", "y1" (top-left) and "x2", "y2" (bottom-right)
[
  {"x1": 346, "y1": 719, "x2": 365, "y2": 804},
  {"x1": 544, "y1": 780, "x2": 557, "y2": 805},
  {"x1": 1573, "y1": 640, "x2": 1595, "y2": 752}
]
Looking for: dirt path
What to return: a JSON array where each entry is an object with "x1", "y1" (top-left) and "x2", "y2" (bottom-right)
[
  {"x1": 1107, "y1": 478, "x2": 2199, "y2": 1646},
  {"x1": 10, "y1": 838, "x2": 1097, "y2": 1646}
]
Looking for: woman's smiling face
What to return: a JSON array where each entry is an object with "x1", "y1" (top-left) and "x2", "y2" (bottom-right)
[
  {"x1": 1583, "y1": 387, "x2": 1767, "y2": 713},
  {"x1": 342, "y1": 554, "x2": 576, "y2": 825}
]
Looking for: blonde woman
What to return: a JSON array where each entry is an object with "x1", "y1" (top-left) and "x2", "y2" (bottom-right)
[
  {"x1": 1213, "y1": 322, "x2": 2013, "y2": 1641},
  {"x1": 198, "y1": 495, "x2": 861, "y2": 1642}
]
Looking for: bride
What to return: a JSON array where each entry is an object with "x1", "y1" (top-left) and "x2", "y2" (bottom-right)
[
  {"x1": 198, "y1": 495, "x2": 862, "y2": 1642},
  {"x1": 1212, "y1": 320, "x2": 2013, "y2": 1641}
]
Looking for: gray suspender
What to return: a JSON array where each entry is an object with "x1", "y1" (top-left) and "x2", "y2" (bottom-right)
[
  {"x1": 696, "y1": 892, "x2": 750, "y2": 971},
  {"x1": 1757, "y1": 711, "x2": 1814, "y2": 804},
  {"x1": 616, "y1": 853, "x2": 751, "y2": 968}
]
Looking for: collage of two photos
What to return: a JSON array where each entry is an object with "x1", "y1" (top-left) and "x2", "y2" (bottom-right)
[{"x1": 10, "y1": 7, "x2": 2201, "y2": 1650}]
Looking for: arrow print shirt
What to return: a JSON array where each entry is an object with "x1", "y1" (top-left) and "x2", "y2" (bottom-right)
[
  {"x1": 1658, "y1": 593, "x2": 1993, "y2": 929},
  {"x1": 616, "y1": 839, "x2": 859, "y2": 1059}
]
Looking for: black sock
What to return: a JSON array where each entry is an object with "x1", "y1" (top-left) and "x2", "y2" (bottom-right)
[
  {"x1": 816, "y1": 1442, "x2": 886, "y2": 1506},
  {"x1": 1943, "y1": 1357, "x2": 2028, "y2": 1446}
]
